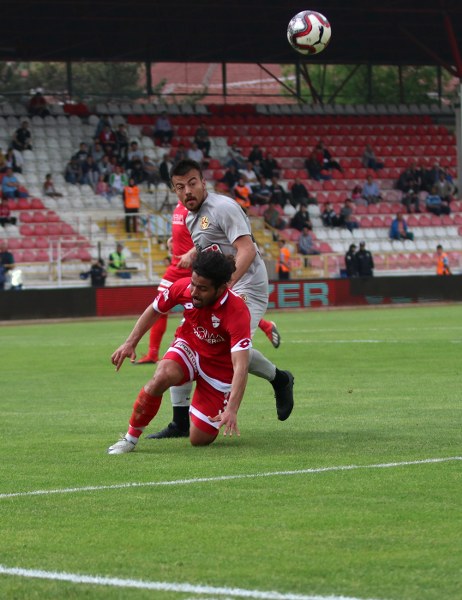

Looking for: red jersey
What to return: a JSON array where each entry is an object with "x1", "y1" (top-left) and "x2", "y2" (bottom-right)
[
  {"x1": 171, "y1": 201, "x2": 194, "y2": 267},
  {"x1": 153, "y1": 277, "x2": 252, "y2": 381}
]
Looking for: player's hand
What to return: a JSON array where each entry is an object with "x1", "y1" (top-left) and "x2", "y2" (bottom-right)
[
  {"x1": 111, "y1": 343, "x2": 137, "y2": 371},
  {"x1": 209, "y1": 409, "x2": 240, "y2": 437}
]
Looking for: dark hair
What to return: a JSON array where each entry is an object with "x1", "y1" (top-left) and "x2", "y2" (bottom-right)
[
  {"x1": 192, "y1": 251, "x2": 236, "y2": 289},
  {"x1": 170, "y1": 159, "x2": 203, "y2": 181}
]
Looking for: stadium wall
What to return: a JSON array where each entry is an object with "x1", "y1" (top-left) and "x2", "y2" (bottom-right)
[{"x1": 1, "y1": 276, "x2": 461, "y2": 321}]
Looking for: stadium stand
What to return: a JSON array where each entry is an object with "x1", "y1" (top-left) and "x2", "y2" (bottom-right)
[{"x1": 0, "y1": 102, "x2": 460, "y2": 287}]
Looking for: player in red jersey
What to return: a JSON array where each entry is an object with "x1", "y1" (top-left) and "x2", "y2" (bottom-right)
[
  {"x1": 107, "y1": 251, "x2": 251, "y2": 454},
  {"x1": 136, "y1": 201, "x2": 280, "y2": 365}
]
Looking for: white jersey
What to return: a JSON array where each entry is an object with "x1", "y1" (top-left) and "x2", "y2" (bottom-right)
[{"x1": 186, "y1": 191, "x2": 269, "y2": 332}]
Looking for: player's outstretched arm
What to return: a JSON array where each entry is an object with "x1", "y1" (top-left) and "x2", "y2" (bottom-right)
[
  {"x1": 111, "y1": 305, "x2": 160, "y2": 371},
  {"x1": 209, "y1": 349, "x2": 249, "y2": 436}
]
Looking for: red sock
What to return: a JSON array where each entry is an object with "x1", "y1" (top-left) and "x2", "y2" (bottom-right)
[
  {"x1": 258, "y1": 319, "x2": 272, "y2": 336},
  {"x1": 147, "y1": 314, "x2": 168, "y2": 361},
  {"x1": 128, "y1": 388, "x2": 162, "y2": 438}
]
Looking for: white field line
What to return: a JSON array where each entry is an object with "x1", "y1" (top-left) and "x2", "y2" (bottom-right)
[
  {"x1": 1, "y1": 457, "x2": 461, "y2": 501},
  {"x1": 0, "y1": 564, "x2": 386, "y2": 600}
]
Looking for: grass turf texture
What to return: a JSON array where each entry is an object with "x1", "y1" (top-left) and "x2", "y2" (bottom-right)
[{"x1": 1, "y1": 304, "x2": 461, "y2": 600}]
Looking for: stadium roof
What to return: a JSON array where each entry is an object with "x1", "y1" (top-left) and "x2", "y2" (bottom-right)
[{"x1": 1, "y1": 1, "x2": 462, "y2": 74}]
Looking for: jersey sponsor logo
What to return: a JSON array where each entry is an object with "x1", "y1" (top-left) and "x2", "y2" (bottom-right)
[
  {"x1": 172, "y1": 214, "x2": 185, "y2": 225},
  {"x1": 211, "y1": 314, "x2": 220, "y2": 328},
  {"x1": 193, "y1": 325, "x2": 225, "y2": 344},
  {"x1": 200, "y1": 216, "x2": 210, "y2": 230}
]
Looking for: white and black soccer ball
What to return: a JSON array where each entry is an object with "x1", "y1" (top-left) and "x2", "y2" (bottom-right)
[{"x1": 287, "y1": 10, "x2": 332, "y2": 55}]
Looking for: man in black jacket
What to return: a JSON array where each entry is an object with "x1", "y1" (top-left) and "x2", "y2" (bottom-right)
[{"x1": 355, "y1": 241, "x2": 374, "y2": 277}]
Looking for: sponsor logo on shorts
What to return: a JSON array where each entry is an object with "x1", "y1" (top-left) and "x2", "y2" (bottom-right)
[{"x1": 175, "y1": 340, "x2": 198, "y2": 370}]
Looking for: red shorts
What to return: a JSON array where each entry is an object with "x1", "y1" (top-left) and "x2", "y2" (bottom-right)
[
  {"x1": 159, "y1": 264, "x2": 192, "y2": 290},
  {"x1": 163, "y1": 338, "x2": 231, "y2": 436}
]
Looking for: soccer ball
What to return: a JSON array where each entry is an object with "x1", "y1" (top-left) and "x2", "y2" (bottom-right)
[{"x1": 287, "y1": 10, "x2": 331, "y2": 55}]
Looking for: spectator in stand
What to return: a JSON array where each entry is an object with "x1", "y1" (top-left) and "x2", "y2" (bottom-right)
[
  {"x1": 248, "y1": 144, "x2": 264, "y2": 165},
  {"x1": 269, "y1": 176, "x2": 287, "y2": 207},
  {"x1": 5, "y1": 148, "x2": 23, "y2": 173},
  {"x1": 424, "y1": 162, "x2": 443, "y2": 191},
  {"x1": 276, "y1": 239, "x2": 291, "y2": 280},
  {"x1": 361, "y1": 144, "x2": 383, "y2": 171},
  {"x1": 2, "y1": 167, "x2": 27, "y2": 199},
  {"x1": 142, "y1": 155, "x2": 160, "y2": 192},
  {"x1": 389, "y1": 212, "x2": 414, "y2": 241},
  {"x1": 194, "y1": 122, "x2": 211, "y2": 158},
  {"x1": 27, "y1": 91, "x2": 50, "y2": 117},
  {"x1": 0, "y1": 198, "x2": 17, "y2": 227},
  {"x1": 220, "y1": 164, "x2": 240, "y2": 193},
  {"x1": 290, "y1": 177, "x2": 317, "y2": 206},
  {"x1": 401, "y1": 182, "x2": 421, "y2": 214},
  {"x1": 233, "y1": 177, "x2": 251, "y2": 213},
  {"x1": 123, "y1": 177, "x2": 141, "y2": 234},
  {"x1": 159, "y1": 154, "x2": 173, "y2": 185},
  {"x1": 361, "y1": 174, "x2": 383, "y2": 205},
  {"x1": 239, "y1": 160, "x2": 258, "y2": 185},
  {"x1": 93, "y1": 115, "x2": 112, "y2": 138},
  {"x1": 263, "y1": 201, "x2": 287, "y2": 232},
  {"x1": 90, "y1": 141, "x2": 105, "y2": 165},
  {"x1": 12, "y1": 121, "x2": 32, "y2": 152},
  {"x1": 81, "y1": 155, "x2": 100, "y2": 190},
  {"x1": 261, "y1": 152, "x2": 280, "y2": 180},
  {"x1": 435, "y1": 170, "x2": 455, "y2": 204},
  {"x1": 304, "y1": 146, "x2": 324, "y2": 181},
  {"x1": 96, "y1": 173, "x2": 112, "y2": 202},
  {"x1": 127, "y1": 141, "x2": 143, "y2": 171},
  {"x1": 344, "y1": 244, "x2": 358, "y2": 277},
  {"x1": 436, "y1": 244, "x2": 451, "y2": 275},
  {"x1": 298, "y1": 225, "x2": 320, "y2": 258},
  {"x1": 187, "y1": 141, "x2": 205, "y2": 166},
  {"x1": 73, "y1": 142, "x2": 89, "y2": 164},
  {"x1": 0, "y1": 148, "x2": 7, "y2": 172},
  {"x1": 43, "y1": 173, "x2": 63, "y2": 198},
  {"x1": 355, "y1": 241, "x2": 374, "y2": 277},
  {"x1": 339, "y1": 199, "x2": 359, "y2": 232},
  {"x1": 322, "y1": 202, "x2": 339, "y2": 227},
  {"x1": 108, "y1": 242, "x2": 131, "y2": 279},
  {"x1": 173, "y1": 143, "x2": 188, "y2": 165},
  {"x1": 252, "y1": 158, "x2": 263, "y2": 180},
  {"x1": 426, "y1": 185, "x2": 450, "y2": 216},
  {"x1": 109, "y1": 165, "x2": 129, "y2": 196},
  {"x1": 115, "y1": 123, "x2": 130, "y2": 164},
  {"x1": 282, "y1": 198, "x2": 296, "y2": 221},
  {"x1": 64, "y1": 158, "x2": 83, "y2": 185},
  {"x1": 250, "y1": 175, "x2": 272, "y2": 206},
  {"x1": 224, "y1": 142, "x2": 246, "y2": 169},
  {"x1": 0, "y1": 239, "x2": 15, "y2": 290},
  {"x1": 153, "y1": 111, "x2": 174, "y2": 146},
  {"x1": 291, "y1": 204, "x2": 312, "y2": 232},
  {"x1": 351, "y1": 184, "x2": 366, "y2": 206},
  {"x1": 397, "y1": 162, "x2": 424, "y2": 194},
  {"x1": 98, "y1": 154, "x2": 114, "y2": 182},
  {"x1": 316, "y1": 141, "x2": 343, "y2": 173},
  {"x1": 99, "y1": 124, "x2": 117, "y2": 155}
]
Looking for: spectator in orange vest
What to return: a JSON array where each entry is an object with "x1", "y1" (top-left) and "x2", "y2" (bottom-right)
[
  {"x1": 436, "y1": 244, "x2": 451, "y2": 275},
  {"x1": 276, "y1": 239, "x2": 291, "y2": 280},
  {"x1": 233, "y1": 177, "x2": 251, "y2": 213},
  {"x1": 123, "y1": 177, "x2": 141, "y2": 234}
]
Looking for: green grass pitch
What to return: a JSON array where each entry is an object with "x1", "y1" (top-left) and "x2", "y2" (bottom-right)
[{"x1": 1, "y1": 304, "x2": 461, "y2": 600}]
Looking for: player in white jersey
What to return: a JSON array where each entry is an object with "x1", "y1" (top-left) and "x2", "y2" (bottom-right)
[{"x1": 165, "y1": 159, "x2": 294, "y2": 424}]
